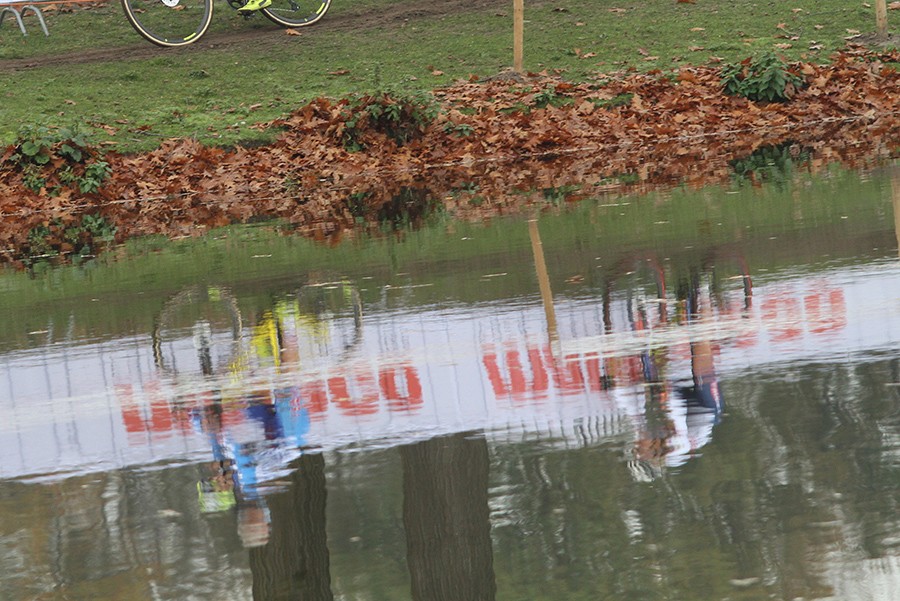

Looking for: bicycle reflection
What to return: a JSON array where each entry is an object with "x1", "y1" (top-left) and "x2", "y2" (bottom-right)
[{"x1": 152, "y1": 281, "x2": 360, "y2": 548}]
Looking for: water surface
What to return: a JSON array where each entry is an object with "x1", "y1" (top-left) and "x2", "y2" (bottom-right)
[{"x1": 1, "y1": 162, "x2": 899, "y2": 600}]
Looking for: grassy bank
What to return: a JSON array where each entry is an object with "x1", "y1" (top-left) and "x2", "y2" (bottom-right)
[{"x1": 0, "y1": 0, "x2": 892, "y2": 152}]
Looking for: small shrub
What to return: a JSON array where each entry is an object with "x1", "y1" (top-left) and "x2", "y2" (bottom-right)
[
  {"x1": 720, "y1": 53, "x2": 804, "y2": 102},
  {"x1": 590, "y1": 93, "x2": 633, "y2": 109},
  {"x1": 340, "y1": 91, "x2": 440, "y2": 151},
  {"x1": 283, "y1": 176, "x2": 300, "y2": 196},
  {"x1": 532, "y1": 85, "x2": 576, "y2": 109},
  {"x1": 7, "y1": 124, "x2": 112, "y2": 195},
  {"x1": 79, "y1": 161, "x2": 112, "y2": 194},
  {"x1": 443, "y1": 122, "x2": 474, "y2": 138},
  {"x1": 532, "y1": 87, "x2": 560, "y2": 109},
  {"x1": 81, "y1": 213, "x2": 118, "y2": 242}
]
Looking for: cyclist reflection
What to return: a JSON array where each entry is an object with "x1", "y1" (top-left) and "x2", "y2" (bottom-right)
[
  {"x1": 190, "y1": 306, "x2": 312, "y2": 548},
  {"x1": 626, "y1": 269, "x2": 727, "y2": 479}
]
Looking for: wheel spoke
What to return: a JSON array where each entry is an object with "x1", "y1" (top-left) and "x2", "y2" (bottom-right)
[
  {"x1": 122, "y1": 0, "x2": 213, "y2": 47},
  {"x1": 261, "y1": 0, "x2": 329, "y2": 28}
]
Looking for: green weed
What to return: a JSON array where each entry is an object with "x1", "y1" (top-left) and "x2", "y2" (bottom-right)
[
  {"x1": 532, "y1": 86, "x2": 573, "y2": 109},
  {"x1": 341, "y1": 91, "x2": 440, "y2": 151},
  {"x1": 720, "y1": 52, "x2": 805, "y2": 102},
  {"x1": 590, "y1": 93, "x2": 634, "y2": 109},
  {"x1": 8, "y1": 124, "x2": 111, "y2": 195},
  {"x1": 443, "y1": 122, "x2": 475, "y2": 138}
]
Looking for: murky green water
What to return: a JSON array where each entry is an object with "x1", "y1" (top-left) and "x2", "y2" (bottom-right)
[{"x1": 1, "y1": 161, "x2": 899, "y2": 600}]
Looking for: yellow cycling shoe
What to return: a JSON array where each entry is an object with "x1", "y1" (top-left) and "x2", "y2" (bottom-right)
[{"x1": 238, "y1": 0, "x2": 272, "y2": 12}]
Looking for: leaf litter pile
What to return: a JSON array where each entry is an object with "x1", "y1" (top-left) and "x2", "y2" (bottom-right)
[{"x1": 1, "y1": 49, "x2": 899, "y2": 265}]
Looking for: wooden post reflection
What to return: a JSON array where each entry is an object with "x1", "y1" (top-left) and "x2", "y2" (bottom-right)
[
  {"x1": 529, "y1": 219, "x2": 559, "y2": 347},
  {"x1": 401, "y1": 433, "x2": 496, "y2": 601},
  {"x1": 892, "y1": 166, "x2": 900, "y2": 257},
  {"x1": 249, "y1": 453, "x2": 332, "y2": 601}
]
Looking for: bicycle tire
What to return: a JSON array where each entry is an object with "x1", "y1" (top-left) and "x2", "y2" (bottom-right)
[
  {"x1": 122, "y1": 0, "x2": 214, "y2": 48},
  {"x1": 152, "y1": 285, "x2": 243, "y2": 377},
  {"x1": 260, "y1": 0, "x2": 330, "y2": 28}
]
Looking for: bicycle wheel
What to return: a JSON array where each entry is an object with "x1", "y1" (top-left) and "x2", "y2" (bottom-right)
[
  {"x1": 122, "y1": 0, "x2": 213, "y2": 47},
  {"x1": 261, "y1": 0, "x2": 330, "y2": 28}
]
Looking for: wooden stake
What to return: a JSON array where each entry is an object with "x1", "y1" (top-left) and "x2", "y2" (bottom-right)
[
  {"x1": 513, "y1": 0, "x2": 524, "y2": 73},
  {"x1": 876, "y1": 0, "x2": 888, "y2": 41},
  {"x1": 528, "y1": 219, "x2": 558, "y2": 346}
]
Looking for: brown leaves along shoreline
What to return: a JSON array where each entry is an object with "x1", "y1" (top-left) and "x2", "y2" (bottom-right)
[{"x1": 1, "y1": 49, "x2": 899, "y2": 266}]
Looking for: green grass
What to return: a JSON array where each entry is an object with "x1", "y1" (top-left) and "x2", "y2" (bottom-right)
[{"x1": 0, "y1": 0, "x2": 892, "y2": 152}]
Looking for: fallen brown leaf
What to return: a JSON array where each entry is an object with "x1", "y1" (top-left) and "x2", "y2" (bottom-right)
[{"x1": 4, "y1": 50, "x2": 900, "y2": 266}]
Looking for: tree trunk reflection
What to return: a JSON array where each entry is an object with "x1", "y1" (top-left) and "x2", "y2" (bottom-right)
[
  {"x1": 249, "y1": 453, "x2": 332, "y2": 601},
  {"x1": 401, "y1": 433, "x2": 496, "y2": 601}
]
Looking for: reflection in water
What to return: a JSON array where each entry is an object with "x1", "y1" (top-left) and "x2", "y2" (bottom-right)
[
  {"x1": 893, "y1": 165, "x2": 900, "y2": 257},
  {"x1": 347, "y1": 187, "x2": 443, "y2": 234},
  {"x1": 401, "y1": 433, "x2": 495, "y2": 601},
  {"x1": 249, "y1": 454, "x2": 332, "y2": 601},
  {"x1": 152, "y1": 285, "x2": 244, "y2": 379},
  {"x1": 1, "y1": 169, "x2": 899, "y2": 600},
  {"x1": 374, "y1": 187, "x2": 441, "y2": 230},
  {"x1": 160, "y1": 283, "x2": 359, "y2": 548},
  {"x1": 529, "y1": 219, "x2": 559, "y2": 347},
  {"x1": 730, "y1": 142, "x2": 812, "y2": 189},
  {"x1": 628, "y1": 269, "x2": 728, "y2": 480}
]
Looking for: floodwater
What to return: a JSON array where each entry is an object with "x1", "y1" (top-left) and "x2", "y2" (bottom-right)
[{"x1": 1, "y1": 159, "x2": 899, "y2": 601}]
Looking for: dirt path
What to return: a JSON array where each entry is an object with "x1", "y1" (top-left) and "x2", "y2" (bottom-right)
[{"x1": 0, "y1": 0, "x2": 509, "y2": 71}]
